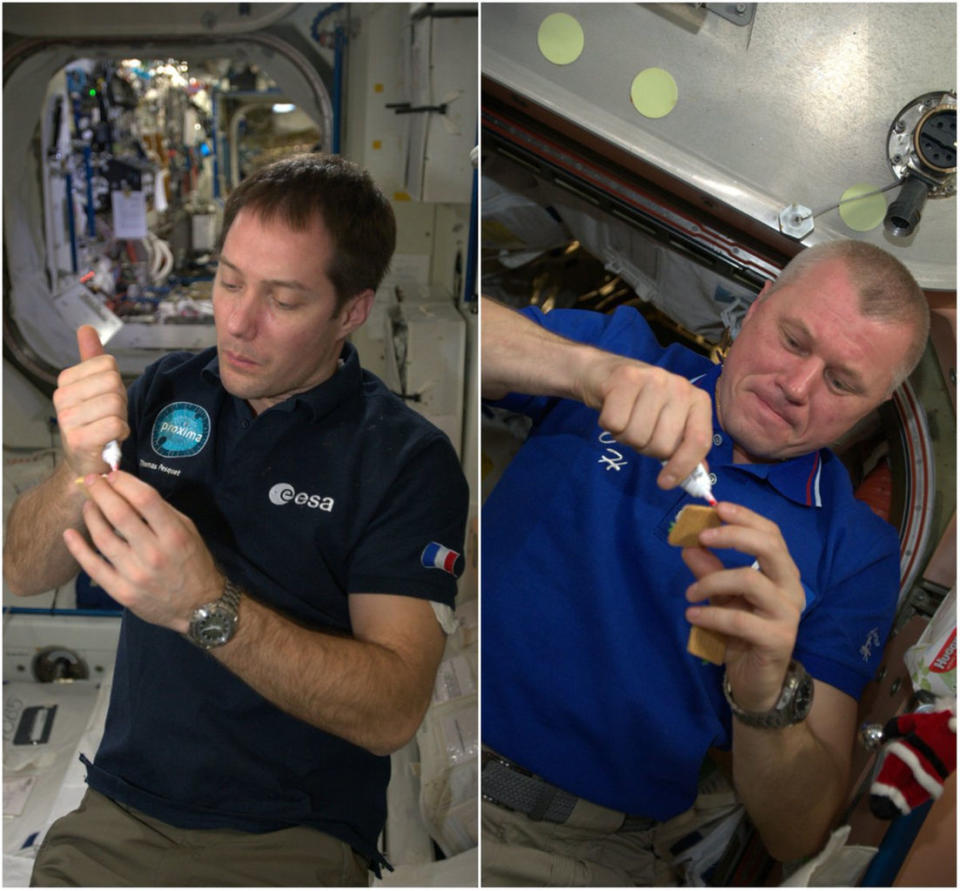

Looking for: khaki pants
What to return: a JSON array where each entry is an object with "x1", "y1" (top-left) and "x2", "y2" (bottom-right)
[
  {"x1": 481, "y1": 797, "x2": 678, "y2": 886},
  {"x1": 31, "y1": 788, "x2": 369, "y2": 887}
]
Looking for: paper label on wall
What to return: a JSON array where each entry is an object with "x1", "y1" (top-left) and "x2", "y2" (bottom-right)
[
  {"x1": 432, "y1": 655, "x2": 475, "y2": 704},
  {"x1": 4, "y1": 775, "x2": 37, "y2": 817},
  {"x1": 52, "y1": 281, "x2": 123, "y2": 346},
  {"x1": 441, "y1": 707, "x2": 478, "y2": 765},
  {"x1": 111, "y1": 189, "x2": 148, "y2": 239}
]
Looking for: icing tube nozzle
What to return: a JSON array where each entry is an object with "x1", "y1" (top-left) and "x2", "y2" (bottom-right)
[{"x1": 664, "y1": 461, "x2": 716, "y2": 505}]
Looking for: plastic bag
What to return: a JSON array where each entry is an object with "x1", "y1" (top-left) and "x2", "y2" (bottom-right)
[{"x1": 903, "y1": 587, "x2": 956, "y2": 697}]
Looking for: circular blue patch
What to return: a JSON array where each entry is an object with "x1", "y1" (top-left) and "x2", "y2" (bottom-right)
[{"x1": 151, "y1": 402, "x2": 211, "y2": 458}]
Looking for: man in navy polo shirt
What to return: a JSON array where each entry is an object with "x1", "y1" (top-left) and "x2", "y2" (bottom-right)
[
  {"x1": 480, "y1": 241, "x2": 929, "y2": 885},
  {"x1": 5, "y1": 154, "x2": 468, "y2": 885}
]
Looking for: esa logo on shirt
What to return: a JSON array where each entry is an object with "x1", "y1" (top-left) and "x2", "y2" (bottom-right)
[
  {"x1": 268, "y1": 483, "x2": 335, "y2": 512},
  {"x1": 151, "y1": 402, "x2": 211, "y2": 458}
]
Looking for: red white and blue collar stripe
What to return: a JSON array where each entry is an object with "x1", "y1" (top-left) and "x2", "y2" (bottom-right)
[{"x1": 805, "y1": 452, "x2": 823, "y2": 508}]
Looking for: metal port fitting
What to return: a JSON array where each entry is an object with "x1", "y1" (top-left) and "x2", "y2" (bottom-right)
[
  {"x1": 884, "y1": 90, "x2": 956, "y2": 237},
  {"x1": 32, "y1": 646, "x2": 89, "y2": 682},
  {"x1": 778, "y1": 203, "x2": 814, "y2": 239}
]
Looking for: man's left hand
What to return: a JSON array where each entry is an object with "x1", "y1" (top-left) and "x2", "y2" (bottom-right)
[
  {"x1": 680, "y1": 501, "x2": 806, "y2": 712},
  {"x1": 63, "y1": 471, "x2": 223, "y2": 633}
]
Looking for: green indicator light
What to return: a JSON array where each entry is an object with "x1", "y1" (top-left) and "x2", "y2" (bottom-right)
[{"x1": 89, "y1": 88, "x2": 96, "y2": 97}]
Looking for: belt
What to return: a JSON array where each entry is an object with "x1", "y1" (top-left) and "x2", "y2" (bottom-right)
[
  {"x1": 481, "y1": 749, "x2": 579, "y2": 823},
  {"x1": 481, "y1": 749, "x2": 657, "y2": 833}
]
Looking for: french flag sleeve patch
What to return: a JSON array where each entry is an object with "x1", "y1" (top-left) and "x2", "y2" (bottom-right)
[{"x1": 420, "y1": 542, "x2": 463, "y2": 577}]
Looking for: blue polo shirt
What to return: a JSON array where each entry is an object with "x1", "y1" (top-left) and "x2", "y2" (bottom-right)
[
  {"x1": 85, "y1": 342, "x2": 468, "y2": 867},
  {"x1": 482, "y1": 305, "x2": 899, "y2": 819}
]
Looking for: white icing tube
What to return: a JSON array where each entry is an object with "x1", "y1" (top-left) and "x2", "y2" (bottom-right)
[{"x1": 101, "y1": 440, "x2": 121, "y2": 472}]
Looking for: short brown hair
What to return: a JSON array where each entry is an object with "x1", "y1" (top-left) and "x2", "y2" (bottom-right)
[
  {"x1": 217, "y1": 153, "x2": 397, "y2": 312},
  {"x1": 769, "y1": 241, "x2": 929, "y2": 388}
]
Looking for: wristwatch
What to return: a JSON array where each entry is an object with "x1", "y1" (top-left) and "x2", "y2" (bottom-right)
[
  {"x1": 724, "y1": 660, "x2": 814, "y2": 729},
  {"x1": 187, "y1": 579, "x2": 242, "y2": 649}
]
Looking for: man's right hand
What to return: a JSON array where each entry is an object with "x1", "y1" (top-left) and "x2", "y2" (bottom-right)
[
  {"x1": 575, "y1": 354, "x2": 714, "y2": 489},
  {"x1": 52, "y1": 326, "x2": 128, "y2": 478},
  {"x1": 481, "y1": 297, "x2": 714, "y2": 489}
]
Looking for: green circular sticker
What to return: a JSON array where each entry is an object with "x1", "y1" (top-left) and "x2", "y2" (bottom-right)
[
  {"x1": 838, "y1": 183, "x2": 887, "y2": 232},
  {"x1": 630, "y1": 68, "x2": 678, "y2": 119},
  {"x1": 537, "y1": 13, "x2": 584, "y2": 66}
]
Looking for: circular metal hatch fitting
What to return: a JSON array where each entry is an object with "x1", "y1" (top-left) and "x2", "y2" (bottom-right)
[
  {"x1": 32, "y1": 646, "x2": 89, "y2": 682},
  {"x1": 887, "y1": 90, "x2": 957, "y2": 198}
]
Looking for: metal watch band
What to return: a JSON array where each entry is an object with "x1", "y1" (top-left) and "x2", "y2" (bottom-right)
[
  {"x1": 220, "y1": 578, "x2": 242, "y2": 612},
  {"x1": 723, "y1": 659, "x2": 814, "y2": 729}
]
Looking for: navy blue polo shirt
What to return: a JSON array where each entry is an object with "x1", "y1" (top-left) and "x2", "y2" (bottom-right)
[
  {"x1": 482, "y1": 305, "x2": 899, "y2": 819},
  {"x1": 85, "y1": 342, "x2": 468, "y2": 866}
]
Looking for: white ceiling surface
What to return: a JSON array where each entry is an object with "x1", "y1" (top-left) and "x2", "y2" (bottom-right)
[{"x1": 482, "y1": 3, "x2": 957, "y2": 290}]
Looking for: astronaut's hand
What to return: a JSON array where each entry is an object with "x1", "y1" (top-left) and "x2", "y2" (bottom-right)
[
  {"x1": 63, "y1": 471, "x2": 222, "y2": 632},
  {"x1": 681, "y1": 501, "x2": 805, "y2": 713},
  {"x1": 52, "y1": 326, "x2": 129, "y2": 478},
  {"x1": 575, "y1": 356, "x2": 714, "y2": 488}
]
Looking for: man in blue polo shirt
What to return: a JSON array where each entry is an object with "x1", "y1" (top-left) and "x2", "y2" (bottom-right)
[
  {"x1": 480, "y1": 241, "x2": 929, "y2": 885},
  {"x1": 4, "y1": 154, "x2": 468, "y2": 885}
]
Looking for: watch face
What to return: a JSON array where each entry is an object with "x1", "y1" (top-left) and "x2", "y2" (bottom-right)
[{"x1": 190, "y1": 603, "x2": 238, "y2": 648}]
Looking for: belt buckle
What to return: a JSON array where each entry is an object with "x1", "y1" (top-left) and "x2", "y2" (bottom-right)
[
  {"x1": 481, "y1": 750, "x2": 578, "y2": 823},
  {"x1": 480, "y1": 749, "x2": 534, "y2": 812}
]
